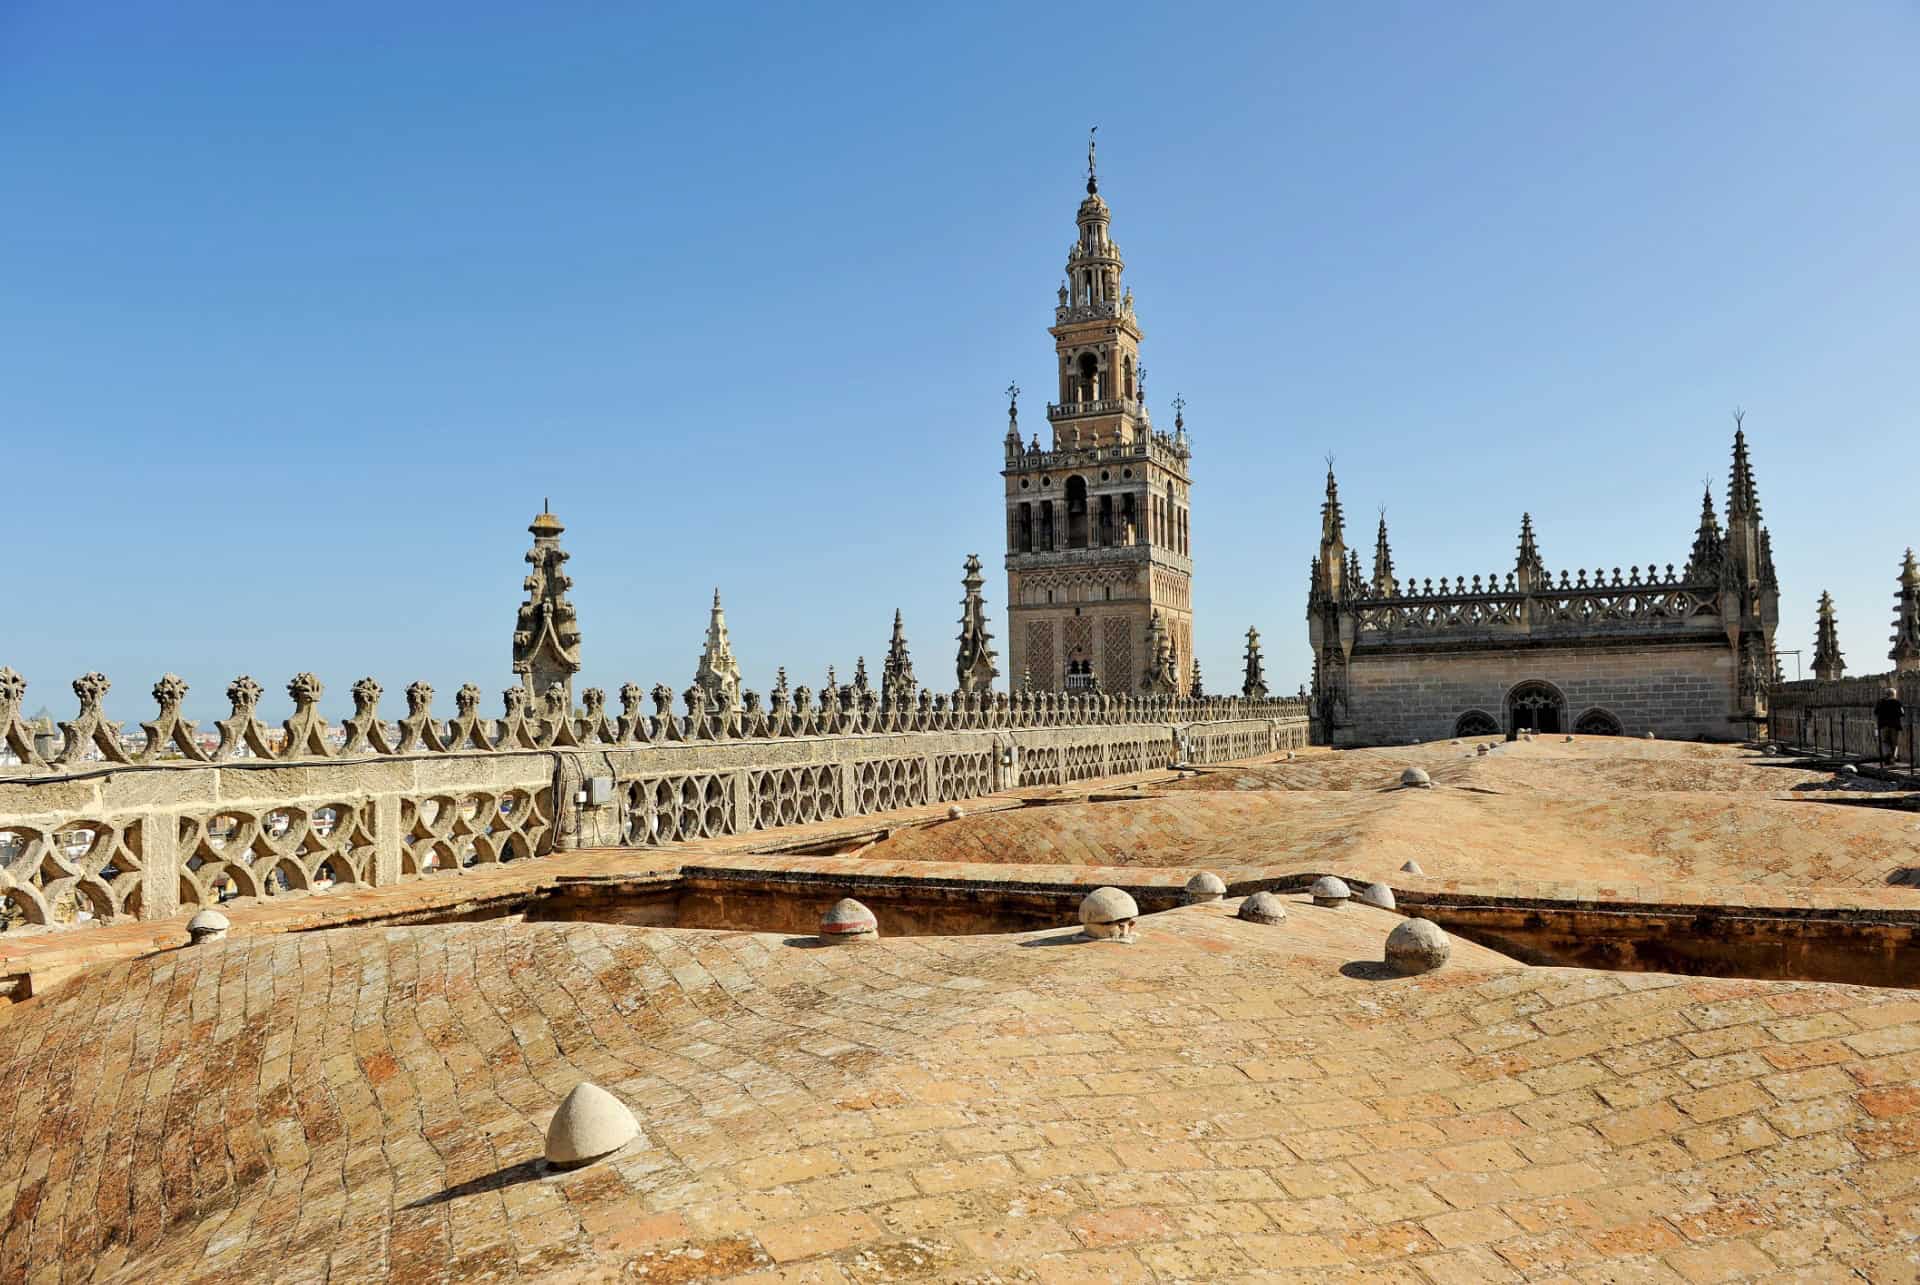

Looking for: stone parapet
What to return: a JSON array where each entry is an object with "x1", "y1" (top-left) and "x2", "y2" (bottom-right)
[{"x1": 0, "y1": 672, "x2": 1305, "y2": 938}]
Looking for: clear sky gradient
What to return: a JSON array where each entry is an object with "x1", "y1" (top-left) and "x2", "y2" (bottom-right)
[{"x1": 4, "y1": 2, "x2": 1916, "y2": 721}]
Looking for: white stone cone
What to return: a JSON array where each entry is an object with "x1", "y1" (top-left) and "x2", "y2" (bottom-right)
[{"x1": 545, "y1": 1082, "x2": 640, "y2": 1167}]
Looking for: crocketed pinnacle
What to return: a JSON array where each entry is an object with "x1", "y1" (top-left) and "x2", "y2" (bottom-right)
[
  {"x1": 1811, "y1": 591, "x2": 1845, "y2": 681},
  {"x1": 1320, "y1": 466, "x2": 1346, "y2": 546},
  {"x1": 1728, "y1": 423, "x2": 1762, "y2": 522},
  {"x1": 694, "y1": 588, "x2": 743, "y2": 712},
  {"x1": 1892, "y1": 549, "x2": 1920, "y2": 670},
  {"x1": 1371, "y1": 513, "x2": 1396, "y2": 597}
]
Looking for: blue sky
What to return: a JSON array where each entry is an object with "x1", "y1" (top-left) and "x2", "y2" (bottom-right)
[{"x1": 4, "y1": 2, "x2": 1916, "y2": 721}]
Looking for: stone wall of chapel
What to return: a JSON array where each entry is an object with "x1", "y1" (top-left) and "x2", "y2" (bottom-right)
[{"x1": 1338, "y1": 643, "x2": 1736, "y2": 745}]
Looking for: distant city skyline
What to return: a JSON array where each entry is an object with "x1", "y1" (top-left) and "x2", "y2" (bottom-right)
[{"x1": 4, "y1": 2, "x2": 1916, "y2": 721}]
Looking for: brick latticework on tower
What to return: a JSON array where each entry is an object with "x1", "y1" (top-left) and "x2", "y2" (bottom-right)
[
  {"x1": 1001, "y1": 145, "x2": 1194, "y2": 695},
  {"x1": 1309, "y1": 422, "x2": 1782, "y2": 744}
]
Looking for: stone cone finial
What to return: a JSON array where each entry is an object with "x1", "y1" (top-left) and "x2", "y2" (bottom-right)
[
  {"x1": 1078, "y1": 887, "x2": 1139, "y2": 941},
  {"x1": 545, "y1": 1082, "x2": 640, "y2": 1168},
  {"x1": 1183, "y1": 871, "x2": 1227, "y2": 904},
  {"x1": 1309, "y1": 876, "x2": 1351, "y2": 907},
  {"x1": 1237, "y1": 891, "x2": 1288, "y2": 925},
  {"x1": 1399, "y1": 766, "x2": 1431, "y2": 789},
  {"x1": 1359, "y1": 883, "x2": 1396, "y2": 910},
  {"x1": 186, "y1": 908, "x2": 230, "y2": 945},
  {"x1": 1385, "y1": 918, "x2": 1451, "y2": 975},
  {"x1": 819, "y1": 897, "x2": 879, "y2": 943}
]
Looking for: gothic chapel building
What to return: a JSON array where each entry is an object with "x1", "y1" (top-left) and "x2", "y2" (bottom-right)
[{"x1": 1002, "y1": 143, "x2": 1195, "y2": 696}]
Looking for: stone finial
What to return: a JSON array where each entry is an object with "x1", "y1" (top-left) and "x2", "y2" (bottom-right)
[
  {"x1": 1237, "y1": 891, "x2": 1288, "y2": 925},
  {"x1": 694, "y1": 588, "x2": 745, "y2": 713},
  {"x1": 1385, "y1": 918, "x2": 1451, "y2": 975},
  {"x1": 544, "y1": 1082, "x2": 640, "y2": 1168},
  {"x1": 1242, "y1": 626, "x2": 1268, "y2": 700},
  {"x1": 1309, "y1": 876, "x2": 1351, "y2": 907},
  {"x1": 956, "y1": 555, "x2": 1000, "y2": 695},
  {"x1": 818, "y1": 897, "x2": 879, "y2": 944},
  {"x1": 1892, "y1": 550, "x2": 1920, "y2": 673},
  {"x1": 946, "y1": 805, "x2": 965, "y2": 821},
  {"x1": 0, "y1": 667, "x2": 46, "y2": 767},
  {"x1": 1142, "y1": 611, "x2": 1180, "y2": 696},
  {"x1": 1399, "y1": 766, "x2": 1432, "y2": 789},
  {"x1": 1078, "y1": 886, "x2": 1139, "y2": 941},
  {"x1": 133, "y1": 672, "x2": 209, "y2": 764},
  {"x1": 1359, "y1": 882, "x2": 1396, "y2": 910},
  {"x1": 514, "y1": 505, "x2": 583, "y2": 708},
  {"x1": 1399, "y1": 860, "x2": 1425, "y2": 875},
  {"x1": 54, "y1": 671, "x2": 131, "y2": 767},
  {"x1": 341, "y1": 676, "x2": 394, "y2": 755},
  {"x1": 186, "y1": 908, "x2": 230, "y2": 945},
  {"x1": 280, "y1": 673, "x2": 332, "y2": 758},
  {"x1": 882, "y1": 609, "x2": 917, "y2": 709},
  {"x1": 1183, "y1": 871, "x2": 1227, "y2": 904}
]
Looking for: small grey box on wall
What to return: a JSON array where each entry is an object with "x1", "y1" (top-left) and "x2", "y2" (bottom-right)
[{"x1": 587, "y1": 776, "x2": 614, "y2": 806}]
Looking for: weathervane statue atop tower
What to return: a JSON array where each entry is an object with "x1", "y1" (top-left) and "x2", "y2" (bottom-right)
[{"x1": 1087, "y1": 125, "x2": 1098, "y2": 193}]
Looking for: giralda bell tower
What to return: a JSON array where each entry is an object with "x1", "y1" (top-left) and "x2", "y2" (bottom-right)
[{"x1": 1001, "y1": 134, "x2": 1194, "y2": 696}]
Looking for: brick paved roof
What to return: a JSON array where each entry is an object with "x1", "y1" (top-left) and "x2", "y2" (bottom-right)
[{"x1": 4, "y1": 899, "x2": 1918, "y2": 1282}]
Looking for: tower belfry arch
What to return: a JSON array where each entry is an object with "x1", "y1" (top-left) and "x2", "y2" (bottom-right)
[{"x1": 1000, "y1": 139, "x2": 1195, "y2": 695}]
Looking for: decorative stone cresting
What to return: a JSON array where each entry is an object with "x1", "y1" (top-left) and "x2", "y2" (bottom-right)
[
  {"x1": 1384, "y1": 917, "x2": 1451, "y2": 975},
  {"x1": 186, "y1": 908, "x2": 229, "y2": 945},
  {"x1": 0, "y1": 660, "x2": 1309, "y2": 938},
  {"x1": 1078, "y1": 886, "x2": 1138, "y2": 941},
  {"x1": 1236, "y1": 891, "x2": 1288, "y2": 925},
  {"x1": 1359, "y1": 882, "x2": 1396, "y2": 910},
  {"x1": 818, "y1": 897, "x2": 878, "y2": 944},
  {"x1": 1310, "y1": 876, "x2": 1351, "y2": 908},
  {"x1": 544, "y1": 1082, "x2": 640, "y2": 1168},
  {"x1": 1182, "y1": 871, "x2": 1226, "y2": 904},
  {"x1": 1399, "y1": 766, "x2": 1432, "y2": 789}
]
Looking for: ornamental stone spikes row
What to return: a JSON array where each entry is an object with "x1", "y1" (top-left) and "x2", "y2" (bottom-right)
[
  {"x1": 0, "y1": 662, "x2": 1307, "y2": 773},
  {"x1": 513, "y1": 504, "x2": 582, "y2": 708}
]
